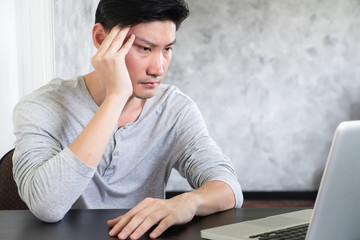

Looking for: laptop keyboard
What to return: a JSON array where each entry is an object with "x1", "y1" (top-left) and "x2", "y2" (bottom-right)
[{"x1": 249, "y1": 223, "x2": 309, "y2": 240}]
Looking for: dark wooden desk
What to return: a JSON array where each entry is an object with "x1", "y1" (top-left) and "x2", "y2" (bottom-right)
[{"x1": 0, "y1": 208, "x2": 306, "y2": 240}]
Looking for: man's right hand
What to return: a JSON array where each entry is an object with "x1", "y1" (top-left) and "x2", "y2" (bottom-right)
[
  {"x1": 91, "y1": 26, "x2": 135, "y2": 99},
  {"x1": 69, "y1": 26, "x2": 135, "y2": 168}
]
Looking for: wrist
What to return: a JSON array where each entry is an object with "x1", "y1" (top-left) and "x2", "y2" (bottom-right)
[
  {"x1": 182, "y1": 191, "x2": 204, "y2": 215},
  {"x1": 103, "y1": 92, "x2": 129, "y2": 106},
  {"x1": 187, "y1": 181, "x2": 236, "y2": 216}
]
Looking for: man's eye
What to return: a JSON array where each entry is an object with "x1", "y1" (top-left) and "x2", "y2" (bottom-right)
[
  {"x1": 141, "y1": 47, "x2": 151, "y2": 52},
  {"x1": 165, "y1": 47, "x2": 173, "y2": 52}
]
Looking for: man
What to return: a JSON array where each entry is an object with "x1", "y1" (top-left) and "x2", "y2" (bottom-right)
[{"x1": 12, "y1": 0, "x2": 243, "y2": 239}]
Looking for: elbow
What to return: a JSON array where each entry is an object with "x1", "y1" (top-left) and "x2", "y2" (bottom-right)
[
  {"x1": 225, "y1": 188, "x2": 242, "y2": 210},
  {"x1": 28, "y1": 200, "x2": 67, "y2": 223},
  {"x1": 18, "y1": 188, "x2": 68, "y2": 222},
  {"x1": 17, "y1": 186, "x2": 68, "y2": 222},
  {"x1": 16, "y1": 176, "x2": 71, "y2": 223},
  {"x1": 219, "y1": 180, "x2": 244, "y2": 209},
  {"x1": 28, "y1": 195, "x2": 69, "y2": 223},
  {"x1": 236, "y1": 190, "x2": 244, "y2": 208}
]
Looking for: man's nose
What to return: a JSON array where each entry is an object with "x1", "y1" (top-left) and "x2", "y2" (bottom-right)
[{"x1": 147, "y1": 54, "x2": 165, "y2": 77}]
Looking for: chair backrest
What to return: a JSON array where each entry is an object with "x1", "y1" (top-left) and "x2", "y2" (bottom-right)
[{"x1": 0, "y1": 149, "x2": 28, "y2": 210}]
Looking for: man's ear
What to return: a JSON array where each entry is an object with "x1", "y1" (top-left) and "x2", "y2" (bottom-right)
[{"x1": 92, "y1": 23, "x2": 107, "y2": 49}]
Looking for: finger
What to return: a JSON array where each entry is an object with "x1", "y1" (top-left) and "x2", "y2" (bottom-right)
[
  {"x1": 108, "y1": 198, "x2": 150, "y2": 226},
  {"x1": 108, "y1": 213, "x2": 134, "y2": 236},
  {"x1": 108, "y1": 27, "x2": 131, "y2": 54},
  {"x1": 117, "y1": 206, "x2": 162, "y2": 239},
  {"x1": 109, "y1": 199, "x2": 156, "y2": 237},
  {"x1": 108, "y1": 214, "x2": 135, "y2": 236},
  {"x1": 109, "y1": 218, "x2": 129, "y2": 238},
  {"x1": 117, "y1": 34, "x2": 135, "y2": 56},
  {"x1": 107, "y1": 216, "x2": 121, "y2": 227},
  {"x1": 149, "y1": 215, "x2": 175, "y2": 239},
  {"x1": 129, "y1": 211, "x2": 169, "y2": 240},
  {"x1": 98, "y1": 25, "x2": 122, "y2": 53}
]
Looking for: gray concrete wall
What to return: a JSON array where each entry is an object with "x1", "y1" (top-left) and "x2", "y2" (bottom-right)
[{"x1": 53, "y1": 0, "x2": 360, "y2": 191}]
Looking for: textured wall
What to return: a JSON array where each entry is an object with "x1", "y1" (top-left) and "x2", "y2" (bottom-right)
[{"x1": 53, "y1": 0, "x2": 360, "y2": 191}]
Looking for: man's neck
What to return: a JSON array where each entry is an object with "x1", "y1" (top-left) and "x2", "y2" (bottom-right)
[{"x1": 83, "y1": 72, "x2": 145, "y2": 128}]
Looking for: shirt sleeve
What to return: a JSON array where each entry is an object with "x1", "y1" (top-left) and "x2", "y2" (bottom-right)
[
  {"x1": 172, "y1": 100, "x2": 244, "y2": 208},
  {"x1": 12, "y1": 98, "x2": 96, "y2": 222}
]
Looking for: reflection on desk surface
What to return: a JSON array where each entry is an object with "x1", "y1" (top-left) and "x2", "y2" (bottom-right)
[{"x1": 0, "y1": 208, "x2": 308, "y2": 240}]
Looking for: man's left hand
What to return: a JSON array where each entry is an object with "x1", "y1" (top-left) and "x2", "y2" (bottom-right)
[
  {"x1": 107, "y1": 181, "x2": 236, "y2": 239},
  {"x1": 107, "y1": 193, "x2": 197, "y2": 239}
]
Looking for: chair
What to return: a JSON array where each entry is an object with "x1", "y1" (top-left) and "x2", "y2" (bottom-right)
[{"x1": 0, "y1": 149, "x2": 28, "y2": 210}]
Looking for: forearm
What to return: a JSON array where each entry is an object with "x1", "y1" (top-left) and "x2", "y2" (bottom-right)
[
  {"x1": 187, "y1": 180, "x2": 236, "y2": 216},
  {"x1": 69, "y1": 94, "x2": 127, "y2": 167}
]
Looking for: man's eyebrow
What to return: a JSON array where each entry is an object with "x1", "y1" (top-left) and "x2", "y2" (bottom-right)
[{"x1": 135, "y1": 37, "x2": 176, "y2": 47}]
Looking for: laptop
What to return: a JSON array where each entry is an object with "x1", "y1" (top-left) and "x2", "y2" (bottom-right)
[{"x1": 201, "y1": 120, "x2": 360, "y2": 240}]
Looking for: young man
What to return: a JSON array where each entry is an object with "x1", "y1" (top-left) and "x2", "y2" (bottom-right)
[{"x1": 12, "y1": 0, "x2": 243, "y2": 239}]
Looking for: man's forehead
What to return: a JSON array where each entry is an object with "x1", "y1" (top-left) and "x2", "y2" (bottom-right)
[
  {"x1": 128, "y1": 21, "x2": 176, "y2": 46},
  {"x1": 135, "y1": 36, "x2": 176, "y2": 47}
]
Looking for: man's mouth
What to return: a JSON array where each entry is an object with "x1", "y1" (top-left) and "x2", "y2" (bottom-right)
[{"x1": 140, "y1": 81, "x2": 160, "y2": 88}]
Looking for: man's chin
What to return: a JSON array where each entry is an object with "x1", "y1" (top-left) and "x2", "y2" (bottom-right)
[
  {"x1": 133, "y1": 85, "x2": 160, "y2": 99},
  {"x1": 133, "y1": 91, "x2": 157, "y2": 100}
]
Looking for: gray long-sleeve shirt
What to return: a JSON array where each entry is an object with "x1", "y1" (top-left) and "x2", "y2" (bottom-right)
[{"x1": 12, "y1": 76, "x2": 243, "y2": 222}]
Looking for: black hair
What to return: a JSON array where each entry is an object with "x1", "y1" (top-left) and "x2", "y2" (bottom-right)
[{"x1": 95, "y1": 0, "x2": 189, "y2": 31}]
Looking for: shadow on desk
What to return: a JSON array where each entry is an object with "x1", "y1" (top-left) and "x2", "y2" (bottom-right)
[
  {"x1": 166, "y1": 191, "x2": 317, "y2": 208},
  {"x1": 242, "y1": 191, "x2": 316, "y2": 208}
]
